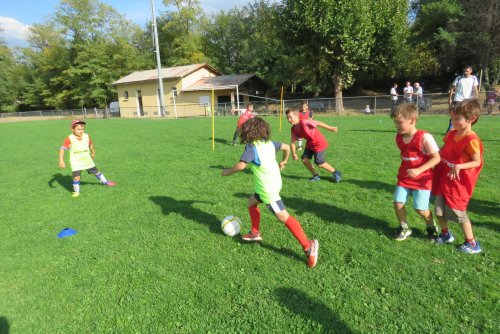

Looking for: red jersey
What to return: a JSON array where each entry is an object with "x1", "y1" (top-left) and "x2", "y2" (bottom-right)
[
  {"x1": 396, "y1": 130, "x2": 433, "y2": 190},
  {"x1": 433, "y1": 130, "x2": 483, "y2": 210},
  {"x1": 291, "y1": 120, "x2": 328, "y2": 152},
  {"x1": 298, "y1": 109, "x2": 312, "y2": 121},
  {"x1": 237, "y1": 110, "x2": 254, "y2": 128}
]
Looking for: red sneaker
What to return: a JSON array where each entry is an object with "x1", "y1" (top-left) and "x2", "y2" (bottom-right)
[
  {"x1": 306, "y1": 239, "x2": 319, "y2": 268},
  {"x1": 242, "y1": 231, "x2": 262, "y2": 241},
  {"x1": 105, "y1": 181, "x2": 117, "y2": 186}
]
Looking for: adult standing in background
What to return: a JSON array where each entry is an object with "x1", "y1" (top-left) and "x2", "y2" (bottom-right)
[
  {"x1": 403, "y1": 81, "x2": 413, "y2": 104},
  {"x1": 446, "y1": 65, "x2": 479, "y2": 132},
  {"x1": 413, "y1": 82, "x2": 424, "y2": 111},
  {"x1": 390, "y1": 83, "x2": 399, "y2": 115}
]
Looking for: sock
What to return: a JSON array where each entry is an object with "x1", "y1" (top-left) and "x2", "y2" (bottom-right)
[
  {"x1": 96, "y1": 173, "x2": 108, "y2": 184},
  {"x1": 72, "y1": 180, "x2": 80, "y2": 193},
  {"x1": 248, "y1": 205, "x2": 261, "y2": 234},
  {"x1": 400, "y1": 222, "x2": 409, "y2": 229},
  {"x1": 298, "y1": 139, "x2": 303, "y2": 148},
  {"x1": 284, "y1": 216, "x2": 310, "y2": 251},
  {"x1": 466, "y1": 238, "x2": 476, "y2": 246},
  {"x1": 442, "y1": 228, "x2": 449, "y2": 235}
]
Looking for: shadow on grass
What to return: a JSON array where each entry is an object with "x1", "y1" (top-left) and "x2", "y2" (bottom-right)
[
  {"x1": 468, "y1": 198, "x2": 500, "y2": 233},
  {"x1": 0, "y1": 316, "x2": 9, "y2": 334},
  {"x1": 48, "y1": 173, "x2": 98, "y2": 192},
  {"x1": 274, "y1": 288, "x2": 352, "y2": 334},
  {"x1": 209, "y1": 137, "x2": 231, "y2": 145},
  {"x1": 149, "y1": 196, "x2": 225, "y2": 236},
  {"x1": 345, "y1": 178, "x2": 394, "y2": 193},
  {"x1": 233, "y1": 192, "x2": 392, "y2": 236}
]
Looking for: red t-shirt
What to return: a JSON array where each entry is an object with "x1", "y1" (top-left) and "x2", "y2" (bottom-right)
[
  {"x1": 298, "y1": 110, "x2": 312, "y2": 121},
  {"x1": 61, "y1": 135, "x2": 92, "y2": 149},
  {"x1": 396, "y1": 130, "x2": 433, "y2": 190},
  {"x1": 290, "y1": 120, "x2": 328, "y2": 152},
  {"x1": 237, "y1": 111, "x2": 254, "y2": 128},
  {"x1": 432, "y1": 130, "x2": 483, "y2": 210}
]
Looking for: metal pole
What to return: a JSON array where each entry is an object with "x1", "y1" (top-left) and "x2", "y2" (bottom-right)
[{"x1": 151, "y1": 0, "x2": 166, "y2": 118}]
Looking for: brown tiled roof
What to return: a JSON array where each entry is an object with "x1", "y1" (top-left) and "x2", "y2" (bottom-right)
[{"x1": 182, "y1": 74, "x2": 256, "y2": 91}]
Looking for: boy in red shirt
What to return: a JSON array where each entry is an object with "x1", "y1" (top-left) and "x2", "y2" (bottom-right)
[
  {"x1": 296, "y1": 101, "x2": 313, "y2": 151},
  {"x1": 433, "y1": 99, "x2": 484, "y2": 253},
  {"x1": 285, "y1": 109, "x2": 342, "y2": 182},
  {"x1": 231, "y1": 103, "x2": 255, "y2": 145},
  {"x1": 391, "y1": 104, "x2": 440, "y2": 240},
  {"x1": 59, "y1": 120, "x2": 116, "y2": 197}
]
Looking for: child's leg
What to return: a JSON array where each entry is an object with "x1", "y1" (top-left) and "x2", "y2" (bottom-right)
[
  {"x1": 302, "y1": 157, "x2": 318, "y2": 176},
  {"x1": 247, "y1": 195, "x2": 261, "y2": 234},
  {"x1": 232, "y1": 127, "x2": 240, "y2": 144},
  {"x1": 318, "y1": 162, "x2": 335, "y2": 173},
  {"x1": 394, "y1": 202, "x2": 408, "y2": 226},
  {"x1": 434, "y1": 195, "x2": 449, "y2": 232},
  {"x1": 275, "y1": 209, "x2": 310, "y2": 251},
  {"x1": 72, "y1": 176, "x2": 81, "y2": 193},
  {"x1": 460, "y1": 220, "x2": 475, "y2": 242},
  {"x1": 92, "y1": 168, "x2": 116, "y2": 186}
]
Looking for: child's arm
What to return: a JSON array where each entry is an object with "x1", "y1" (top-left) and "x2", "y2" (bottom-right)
[
  {"x1": 90, "y1": 143, "x2": 96, "y2": 159},
  {"x1": 448, "y1": 152, "x2": 481, "y2": 181},
  {"x1": 407, "y1": 152, "x2": 440, "y2": 178},
  {"x1": 290, "y1": 141, "x2": 299, "y2": 161},
  {"x1": 315, "y1": 121, "x2": 338, "y2": 132},
  {"x1": 221, "y1": 161, "x2": 247, "y2": 176},
  {"x1": 59, "y1": 148, "x2": 66, "y2": 168},
  {"x1": 278, "y1": 143, "x2": 290, "y2": 170}
]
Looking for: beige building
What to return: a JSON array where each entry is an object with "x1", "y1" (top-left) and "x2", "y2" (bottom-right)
[{"x1": 112, "y1": 63, "x2": 269, "y2": 118}]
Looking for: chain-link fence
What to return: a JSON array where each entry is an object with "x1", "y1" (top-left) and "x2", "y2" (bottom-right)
[{"x1": 2, "y1": 92, "x2": 497, "y2": 121}]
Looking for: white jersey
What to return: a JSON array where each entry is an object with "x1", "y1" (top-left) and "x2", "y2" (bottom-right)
[
  {"x1": 452, "y1": 75, "x2": 478, "y2": 101},
  {"x1": 390, "y1": 87, "x2": 398, "y2": 101},
  {"x1": 403, "y1": 86, "x2": 413, "y2": 100}
]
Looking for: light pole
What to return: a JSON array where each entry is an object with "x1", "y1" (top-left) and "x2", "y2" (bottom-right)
[{"x1": 150, "y1": 0, "x2": 166, "y2": 117}]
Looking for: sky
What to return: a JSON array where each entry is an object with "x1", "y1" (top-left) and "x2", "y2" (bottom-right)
[{"x1": 0, "y1": 0, "x2": 253, "y2": 48}]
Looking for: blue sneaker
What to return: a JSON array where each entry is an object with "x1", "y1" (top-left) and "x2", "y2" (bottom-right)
[
  {"x1": 435, "y1": 232, "x2": 455, "y2": 244},
  {"x1": 309, "y1": 175, "x2": 321, "y2": 182},
  {"x1": 332, "y1": 170, "x2": 342, "y2": 183},
  {"x1": 457, "y1": 241, "x2": 482, "y2": 254}
]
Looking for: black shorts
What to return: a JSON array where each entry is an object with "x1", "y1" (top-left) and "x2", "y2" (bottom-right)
[
  {"x1": 301, "y1": 148, "x2": 326, "y2": 165},
  {"x1": 72, "y1": 166, "x2": 98, "y2": 177},
  {"x1": 254, "y1": 193, "x2": 286, "y2": 214}
]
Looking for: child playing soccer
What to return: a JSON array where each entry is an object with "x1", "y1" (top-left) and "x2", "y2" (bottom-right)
[
  {"x1": 285, "y1": 109, "x2": 342, "y2": 182},
  {"x1": 231, "y1": 103, "x2": 255, "y2": 145},
  {"x1": 296, "y1": 101, "x2": 313, "y2": 151},
  {"x1": 433, "y1": 100, "x2": 484, "y2": 253},
  {"x1": 59, "y1": 119, "x2": 116, "y2": 197},
  {"x1": 221, "y1": 117, "x2": 319, "y2": 268},
  {"x1": 391, "y1": 104, "x2": 440, "y2": 241}
]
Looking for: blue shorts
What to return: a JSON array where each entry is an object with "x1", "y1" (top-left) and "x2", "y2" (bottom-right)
[
  {"x1": 393, "y1": 186, "x2": 431, "y2": 211},
  {"x1": 301, "y1": 148, "x2": 326, "y2": 165},
  {"x1": 254, "y1": 193, "x2": 285, "y2": 214}
]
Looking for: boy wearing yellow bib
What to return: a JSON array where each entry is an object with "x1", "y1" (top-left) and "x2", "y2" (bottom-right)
[
  {"x1": 222, "y1": 117, "x2": 319, "y2": 268},
  {"x1": 59, "y1": 120, "x2": 116, "y2": 197}
]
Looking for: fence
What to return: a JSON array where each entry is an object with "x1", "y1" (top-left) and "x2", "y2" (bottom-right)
[{"x1": 2, "y1": 92, "x2": 496, "y2": 121}]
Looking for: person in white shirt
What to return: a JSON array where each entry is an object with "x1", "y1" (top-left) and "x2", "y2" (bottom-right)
[
  {"x1": 449, "y1": 66, "x2": 479, "y2": 105},
  {"x1": 403, "y1": 81, "x2": 413, "y2": 103},
  {"x1": 413, "y1": 82, "x2": 425, "y2": 111},
  {"x1": 390, "y1": 83, "x2": 399, "y2": 115}
]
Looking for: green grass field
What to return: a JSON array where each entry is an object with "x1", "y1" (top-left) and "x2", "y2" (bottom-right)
[{"x1": 0, "y1": 115, "x2": 498, "y2": 333}]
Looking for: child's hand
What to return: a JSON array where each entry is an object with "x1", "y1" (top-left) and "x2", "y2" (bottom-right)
[
  {"x1": 331, "y1": 127, "x2": 338, "y2": 132},
  {"x1": 91, "y1": 152, "x2": 95, "y2": 159},
  {"x1": 407, "y1": 168, "x2": 421, "y2": 178},
  {"x1": 293, "y1": 153, "x2": 298, "y2": 161},
  {"x1": 59, "y1": 161, "x2": 66, "y2": 168},
  {"x1": 447, "y1": 165, "x2": 461, "y2": 181},
  {"x1": 279, "y1": 161, "x2": 287, "y2": 170}
]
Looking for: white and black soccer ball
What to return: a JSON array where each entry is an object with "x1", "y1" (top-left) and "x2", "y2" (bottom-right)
[{"x1": 221, "y1": 215, "x2": 242, "y2": 237}]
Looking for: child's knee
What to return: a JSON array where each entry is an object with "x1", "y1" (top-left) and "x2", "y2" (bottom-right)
[{"x1": 275, "y1": 210, "x2": 289, "y2": 223}]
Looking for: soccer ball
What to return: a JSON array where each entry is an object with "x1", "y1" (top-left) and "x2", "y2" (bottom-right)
[{"x1": 221, "y1": 215, "x2": 242, "y2": 237}]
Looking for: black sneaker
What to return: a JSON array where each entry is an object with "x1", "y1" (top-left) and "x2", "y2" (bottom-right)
[
  {"x1": 425, "y1": 225, "x2": 438, "y2": 240},
  {"x1": 395, "y1": 226, "x2": 412, "y2": 241}
]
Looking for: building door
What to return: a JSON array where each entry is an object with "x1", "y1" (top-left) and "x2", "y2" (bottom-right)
[{"x1": 136, "y1": 90, "x2": 144, "y2": 116}]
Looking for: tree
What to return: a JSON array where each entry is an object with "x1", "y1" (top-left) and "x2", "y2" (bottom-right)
[
  {"x1": 280, "y1": 0, "x2": 409, "y2": 112},
  {"x1": 21, "y1": 0, "x2": 152, "y2": 109},
  {"x1": 0, "y1": 27, "x2": 20, "y2": 111}
]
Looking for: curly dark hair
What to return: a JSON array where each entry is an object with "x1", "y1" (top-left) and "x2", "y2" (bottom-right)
[{"x1": 240, "y1": 117, "x2": 271, "y2": 144}]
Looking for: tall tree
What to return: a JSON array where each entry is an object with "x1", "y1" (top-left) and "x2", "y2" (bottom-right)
[
  {"x1": 0, "y1": 28, "x2": 19, "y2": 111},
  {"x1": 21, "y1": 0, "x2": 151, "y2": 109},
  {"x1": 280, "y1": 0, "x2": 409, "y2": 112}
]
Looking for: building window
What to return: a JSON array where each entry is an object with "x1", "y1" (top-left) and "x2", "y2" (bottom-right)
[{"x1": 124, "y1": 91, "x2": 129, "y2": 100}]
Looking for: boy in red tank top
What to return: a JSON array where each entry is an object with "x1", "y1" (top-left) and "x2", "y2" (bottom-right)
[
  {"x1": 433, "y1": 100, "x2": 484, "y2": 253},
  {"x1": 391, "y1": 104, "x2": 441, "y2": 241}
]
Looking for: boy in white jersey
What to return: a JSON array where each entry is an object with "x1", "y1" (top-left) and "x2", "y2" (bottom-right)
[
  {"x1": 221, "y1": 117, "x2": 319, "y2": 268},
  {"x1": 59, "y1": 120, "x2": 116, "y2": 197}
]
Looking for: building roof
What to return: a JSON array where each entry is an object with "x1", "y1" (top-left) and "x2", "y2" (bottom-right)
[
  {"x1": 112, "y1": 63, "x2": 221, "y2": 85},
  {"x1": 182, "y1": 74, "x2": 258, "y2": 91}
]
